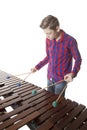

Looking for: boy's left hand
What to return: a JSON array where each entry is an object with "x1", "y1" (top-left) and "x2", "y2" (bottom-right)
[{"x1": 64, "y1": 73, "x2": 74, "y2": 82}]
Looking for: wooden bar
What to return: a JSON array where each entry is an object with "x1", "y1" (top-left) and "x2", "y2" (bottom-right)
[
  {"x1": 53, "y1": 104, "x2": 85, "y2": 130},
  {"x1": 0, "y1": 107, "x2": 40, "y2": 130}
]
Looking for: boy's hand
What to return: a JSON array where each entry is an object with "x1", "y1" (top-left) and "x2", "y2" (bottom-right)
[
  {"x1": 30, "y1": 67, "x2": 37, "y2": 73},
  {"x1": 64, "y1": 73, "x2": 74, "y2": 83}
]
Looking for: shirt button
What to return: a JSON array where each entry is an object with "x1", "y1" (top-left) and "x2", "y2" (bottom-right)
[{"x1": 50, "y1": 78, "x2": 52, "y2": 81}]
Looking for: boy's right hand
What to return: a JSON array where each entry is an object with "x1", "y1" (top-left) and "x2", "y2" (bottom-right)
[{"x1": 30, "y1": 67, "x2": 37, "y2": 73}]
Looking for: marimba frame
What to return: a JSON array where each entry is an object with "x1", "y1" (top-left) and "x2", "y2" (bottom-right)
[{"x1": 0, "y1": 70, "x2": 87, "y2": 130}]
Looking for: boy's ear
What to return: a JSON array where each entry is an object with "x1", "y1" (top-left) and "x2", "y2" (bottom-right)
[{"x1": 56, "y1": 26, "x2": 60, "y2": 32}]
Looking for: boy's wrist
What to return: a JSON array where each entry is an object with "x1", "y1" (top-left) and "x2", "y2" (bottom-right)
[
  {"x1": 31, "y1": 67, "x2": 37, "y2": 73},
  {"x1": 71, "y1": 72, "x2": 75, "y2": 78}
]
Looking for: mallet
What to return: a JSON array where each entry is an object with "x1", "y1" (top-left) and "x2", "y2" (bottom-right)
[
  {"x1": 6, "y1": 72, "x2": 30, "y2": 80},
  {"x1": 15, "y1": 72, "x2": 30, "y2": 77},
  {"x1": 16, "y1": 71, "x2": 32, "y2": 87},
  {"x1": 32, "y1": 79, "x2": 64, "y2": 95},
  {"x1": 52, "y1": 84, "x2": 67, "y2": 107},
  {"x1": 6, "y1": 75, "x2": 11, "y2": 79}
]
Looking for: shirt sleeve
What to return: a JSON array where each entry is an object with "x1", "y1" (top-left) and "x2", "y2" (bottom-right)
[
  {"x1": 70, "y1": 39, "x2": 82, "y2": 77},
  {"x1": 35, "y1": 38, "x2": 49, "y2": 70}
]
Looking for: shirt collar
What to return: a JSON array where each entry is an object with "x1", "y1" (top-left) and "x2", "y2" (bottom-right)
[
  {"x1": 56, "y1": 29, "x2": 65, "y2": 42},
  {"x1": 52, "y1": 29, "x2": 65, "y2": 43}
]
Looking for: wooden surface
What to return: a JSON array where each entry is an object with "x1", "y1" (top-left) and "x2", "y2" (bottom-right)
[{"x1": 0, "y1": 70, "x2": 87, "y2": 130}]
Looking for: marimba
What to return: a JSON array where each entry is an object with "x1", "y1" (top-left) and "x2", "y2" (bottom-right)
[{"x1": 0, "y1": 70, "x2": 87, "y2": 130}]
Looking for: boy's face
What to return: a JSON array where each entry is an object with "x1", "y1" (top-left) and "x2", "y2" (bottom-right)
[{"x1": 43, "y1": 26, "x2": 59, "y2": 40}]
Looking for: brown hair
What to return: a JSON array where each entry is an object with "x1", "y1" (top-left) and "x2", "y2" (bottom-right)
[{"x1": 40, "y1": 15, "x2": 60, "y2": 30}]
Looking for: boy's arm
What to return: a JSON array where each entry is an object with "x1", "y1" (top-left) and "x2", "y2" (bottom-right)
[
  {"x1": 30, "y1": 55, "x2": 48, "y2": 73},
  {"x1": 35, "y1": 38, "x2": 49, "y2": 70},
  {"x1": 35, "y1": 56, "x2": 48, "y2": 70},
  {"x1": 70, "y1": 39, "x2": 82, "y2": 77},
  {"x1": 64, "y1": 39, "x2": 82, "y2": 82}
]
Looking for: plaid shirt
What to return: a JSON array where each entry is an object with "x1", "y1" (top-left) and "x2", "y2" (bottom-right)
[{"x1": 35, "y1": 30, "x2": 82, "y2": 82}]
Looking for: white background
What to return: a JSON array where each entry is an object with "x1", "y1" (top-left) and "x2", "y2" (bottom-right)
[{"x1": 0, "y1": 0, "x2": 87, "y2": 110}]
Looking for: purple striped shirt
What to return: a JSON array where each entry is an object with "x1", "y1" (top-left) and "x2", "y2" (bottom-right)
[{"x1": 35, "y1": 30, "x2": 82, "y2": 82}]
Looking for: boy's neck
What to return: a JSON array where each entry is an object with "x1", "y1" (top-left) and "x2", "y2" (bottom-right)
[{"x1": 55, "y1": 30, "x2": 62, "y2": 41}]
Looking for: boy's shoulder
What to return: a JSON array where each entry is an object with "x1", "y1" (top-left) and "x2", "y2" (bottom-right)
[
  {"x1": 63, "y1": 31, "x2": 78, "y2": 47},
  {"x1": 63, "y1": 30, "x2": 76, "y2": 42}
]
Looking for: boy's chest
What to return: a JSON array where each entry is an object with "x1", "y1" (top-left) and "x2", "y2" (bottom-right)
[{"x1": 48, "y1": 41, "x2": 70, "y2": 56}]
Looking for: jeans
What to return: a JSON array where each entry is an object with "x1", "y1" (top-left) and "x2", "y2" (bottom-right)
[{"x1": 47, "y1": 78, "x2": 67, "y2": 97}]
